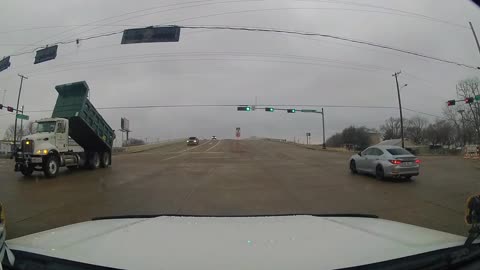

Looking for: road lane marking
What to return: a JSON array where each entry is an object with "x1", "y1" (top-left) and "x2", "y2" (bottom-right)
[{"x1": 204, "y1": 140, "x2": 221, "y2": 152}]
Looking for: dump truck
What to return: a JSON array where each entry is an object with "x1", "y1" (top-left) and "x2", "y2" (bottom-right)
[{"x1": 14, "y1": 81, "x2": 115, "y2": 178}]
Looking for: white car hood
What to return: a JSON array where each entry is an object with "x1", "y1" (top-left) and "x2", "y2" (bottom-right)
[{"x1": 6, "y1": 215, "x2": 465, "y2": 270}]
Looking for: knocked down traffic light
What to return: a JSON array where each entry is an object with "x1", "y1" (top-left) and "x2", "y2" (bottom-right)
[
  {"x1": 447, "y1": 100, "x2": 456, "y2": 106},
  {"x1": 265, "y1": 107, "x2": 274, "y2": 112},
  {"x1": 237, "y1": 106, "x2": 251, "y2": 111},
  {"x1": 287, "y1": 109, "x2": 296, "y2": 113}
]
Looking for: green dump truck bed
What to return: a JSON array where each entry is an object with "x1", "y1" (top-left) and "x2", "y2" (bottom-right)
[{"x1": 52, "y1": 81, "x2": 115, "y2": 152}]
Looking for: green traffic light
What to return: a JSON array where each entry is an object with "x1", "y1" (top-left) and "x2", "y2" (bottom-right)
[
  {"x1": 475, "y1": 95, "x2": 480, "y2": 101},
  {"x1": 246, "y1": 107, "x2": 251, "y2": 111},
  {"x1": 265, "y1": 108, "x2": 274, "y2": 112}
]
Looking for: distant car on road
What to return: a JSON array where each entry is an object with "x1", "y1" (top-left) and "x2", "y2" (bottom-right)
[
  {"x1": 349, "y1": 145, "x2": 420, "y2": 180},
  {"x1": 187, "y1": 137, "x2": 199, "y2": 146},
  {"x1": 211, "y1": 136, "x2": 217, "y2": 140}
]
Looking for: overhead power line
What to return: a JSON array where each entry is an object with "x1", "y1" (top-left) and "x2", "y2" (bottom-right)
[
  {"x1": 177, "y1": 25, "x2": 479, "y2": 69},
  {"x1": 23, "y1": 103, "x2": 442, "y2": 119},
  {"x1": 6, "y1": 25, "x2": 478, "y2": 70}
]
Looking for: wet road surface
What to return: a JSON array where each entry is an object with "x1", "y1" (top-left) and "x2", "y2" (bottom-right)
[{"x1": 1, "y1": 139, "x2": 479, "y2": 239}]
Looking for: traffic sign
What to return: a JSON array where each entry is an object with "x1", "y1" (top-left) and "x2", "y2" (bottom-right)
[
  {"x1": 301, "y1": 109, "x2": 317, "y2": 113},
  {"x1": 236, "y1": 127, "x2": 241, "y2": 138},
  {"x1": 306, "y1": 132, "x2": 311, "y2": 136},
  {"x1": 16, "y1": 114, "x2": 29, "y2": 120}
]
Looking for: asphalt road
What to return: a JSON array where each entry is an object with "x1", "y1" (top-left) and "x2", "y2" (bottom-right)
[{"x1": 1, "y1": 139, "x2": 479, "y2": 239}]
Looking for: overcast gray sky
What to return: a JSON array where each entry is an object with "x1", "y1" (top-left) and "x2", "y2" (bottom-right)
[{"x1": 1, "y1": 0, "x2": 479, "y2": 144}]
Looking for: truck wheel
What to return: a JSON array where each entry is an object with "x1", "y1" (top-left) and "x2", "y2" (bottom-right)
[
  {"x1": 100, "y1": 152, "x2": 111, "y2": 168},
  {"x1": 21, "y1": 166, "x2": 34, "y2": 177},
  {"x1": 43, "y1": 155, "x2": 59, "y2": 178},
  {"x1": 88, "y1": 152, "x2": 100, "y2": 170}
]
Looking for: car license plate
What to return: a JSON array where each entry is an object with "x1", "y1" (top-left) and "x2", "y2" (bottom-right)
[
  {"x1": 401, "y1": 162, "x2": 413, "y2": 166},
  {"x1": 31, "y1": 157, "x2": 42, "y2": 163}
]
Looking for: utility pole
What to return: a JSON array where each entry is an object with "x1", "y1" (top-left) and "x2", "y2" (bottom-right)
[
  {"x1": 321, "y1": 108, "x2": 326, "y2": 149},
  {"x1": 469, "y1": 22, "x2": 480, "y2": 56},
  {"x1": 13, "y1": 74, "x2": 28, "y2": 151},
  {"x1": 393, "y1": 71, "x2": 405, "y2": 148}
]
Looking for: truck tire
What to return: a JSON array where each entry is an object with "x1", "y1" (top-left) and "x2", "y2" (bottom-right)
[
  {"x1": 100, "y1": 152, "x2": 111, "y2": 168},
  {"x1": 88, "y1": 152, "x2": 100, "y2": 170},
  {"x1": 21, "y1": 166, "x2": 34, "y2": 177},
  {"x1": 43, "y1": 155, "x2": 59, "y2": 178}
]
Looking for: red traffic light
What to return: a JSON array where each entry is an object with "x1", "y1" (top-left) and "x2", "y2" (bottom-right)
[
  {"x1": 465, "y1": 97, "x2": 474, "y2": 104},
  {"x1": 447, "y1": 100, "x2": 456, "y2": 106},
  {"x1": 7, "y1": 106, "x2": 14, "y2": 112}
]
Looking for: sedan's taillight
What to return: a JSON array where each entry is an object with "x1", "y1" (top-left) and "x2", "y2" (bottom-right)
[
  {"x1": 415, "y1": 159, "x2": 421, "y2": 164},
  {"x1": 389, "y1": 160, "x2": 402, "y2": 165}
]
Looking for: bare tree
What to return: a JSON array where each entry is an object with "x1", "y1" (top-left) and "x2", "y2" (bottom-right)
[
  {"x1": 380, "y1": 117, "x2": 402, "y2": 140},
  {"x1": 3, "y1": 124, "x2": 23, "y2": 141},
  {"x1": 405, "y1": 116, "x2": 428, "y2": 144},
  {"x1": 455, "y1": 78, "x2": 480, "y2": 143},
  {"x1": 424, "y1": 120, "x2": 454, "y2": 146}
]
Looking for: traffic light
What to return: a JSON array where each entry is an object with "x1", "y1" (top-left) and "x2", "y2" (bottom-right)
[
  {"x1": 0, "y1": 104, "x2": 3, "y2": 110},
  {"x1": 447, "y1": 100, "x2": 456, "y2": 106},
  {"x1": 265, "y1": 107, "x2": 274, "y2": 112},
  {"x1": 7, "y1": 106, "x2": 14, "y2": 112},
  {"x1": 287, "y1": 109, "x2": 296, "y2": 113},
  {"x1": 237, "y1": 106, "x2": 251, "y2": 111},
  {"x1": 465, "y1": 97, "x2": 474, "y2": 104}
]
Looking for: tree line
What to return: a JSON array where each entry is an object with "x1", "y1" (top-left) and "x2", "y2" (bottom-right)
[{"x1": 327, "y1": 77, "x2": 480, "y2": 149}]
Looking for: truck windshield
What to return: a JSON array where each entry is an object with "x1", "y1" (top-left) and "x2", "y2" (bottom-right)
[{"x1": 35, "y1": 121, "x2": 56, "y2": 133}]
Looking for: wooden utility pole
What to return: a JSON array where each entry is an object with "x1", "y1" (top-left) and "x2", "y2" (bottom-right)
[{"x1": 393, "y1": 71, "x2": 405, "y2": 148}]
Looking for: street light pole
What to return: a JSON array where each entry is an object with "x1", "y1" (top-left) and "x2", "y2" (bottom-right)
[
  {"x1": 13, "y1": 74, "x2": 28, "y2": 151},
  {"x1": 393, "y1": 71, "x2": 405, "y2": 148}
]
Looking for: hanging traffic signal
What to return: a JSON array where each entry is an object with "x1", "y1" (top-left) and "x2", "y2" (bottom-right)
[
  {"x1": 265, "y1": 107, "x2": 274, "y2": 112},
  {"x1": 121, "y1": 26, "x2": 181, "y2": 44},
  {"x1": 34, "y1": 45, "x2": 58, "y2": 64},
  {"x1": 237, "y1": 106, "x2": 251, "y2": 111},
  {"x1": 465, "y1": 97, "x2": 474, "y2": 104},
  {"x1": 0, "y1": 56, "x2": 11, "y2": 73},
  {"x1": 7, "y1": 106, "x2": 14, "y2": 112},
  {"x1": 287, "y1": 109, "x2": 296, "y2": 113},
  {"x1": 447, "y1": 100, "x2": 456, "y2": 106},
  {"x1": 0, "y1": 104, "x2": 3, "y2": 110}
]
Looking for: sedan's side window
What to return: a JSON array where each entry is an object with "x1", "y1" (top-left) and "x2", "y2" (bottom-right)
[
  {"x1": 372, "y1": 148, "x2": 383, "y2": 156},
  {"x1": 362, "y1": 148, "x2": 372, "y2": 156}
]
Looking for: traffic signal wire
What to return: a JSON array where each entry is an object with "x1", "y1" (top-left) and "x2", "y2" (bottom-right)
[{"x1": 6, "y1": 24, "x2": 477, "y2": 70}]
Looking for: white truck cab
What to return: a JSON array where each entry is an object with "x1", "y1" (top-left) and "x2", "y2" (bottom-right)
[{"x1": 15, "y1": 118, "x2": 109, "y2": 178}]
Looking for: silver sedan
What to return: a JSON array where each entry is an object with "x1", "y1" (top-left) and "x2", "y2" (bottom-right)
[{"x1": 349, "y1": 145, "x2": 420, "y2": 180}]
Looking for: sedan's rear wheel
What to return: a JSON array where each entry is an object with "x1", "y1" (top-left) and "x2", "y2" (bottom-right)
[
  {"x1": 375, "y1": 165, "x2": 385, "y2": 180},
  {"x1": 350, "y1": 160, "x2": 357, "y2": 174}
]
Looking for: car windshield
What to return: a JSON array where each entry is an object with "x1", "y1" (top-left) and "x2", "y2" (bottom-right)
[
  {"x1": 2, "y1": 1, "x2": 480, "y2": 270},
  {"x1": 387, "y1": 148, "x2": 413, "y2": 156},
  {"x1": 34, "y1": 121, "x2": 56, "y2": 133}
]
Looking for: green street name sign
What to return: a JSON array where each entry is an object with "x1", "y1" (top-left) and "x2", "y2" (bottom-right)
[{"x1": 16, "y1": 114, "x2": 29, "y2": 120}]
